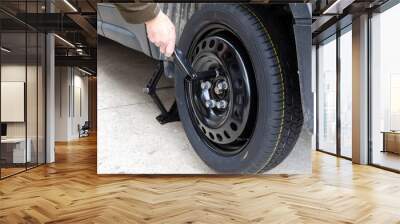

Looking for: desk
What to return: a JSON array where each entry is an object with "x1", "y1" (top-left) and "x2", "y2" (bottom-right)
[
  {"x1": 1, "y1": 138, "x2": 31, "y2": 163},
  {"x1": 382, "y1": 131, "x2": 400, "y2": 154}
]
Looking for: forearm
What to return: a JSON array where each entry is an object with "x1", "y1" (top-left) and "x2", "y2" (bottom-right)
[{"x1": 115, "y1": 3, "x2": 160, "y2": 24}]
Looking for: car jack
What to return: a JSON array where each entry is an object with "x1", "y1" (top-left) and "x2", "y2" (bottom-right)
[
  {"x1": 144, "y1": 61, "x2": 180, "y2": 125},
  {"x1": 144, "y1": 49, "x2": 220, "y2": 125}
]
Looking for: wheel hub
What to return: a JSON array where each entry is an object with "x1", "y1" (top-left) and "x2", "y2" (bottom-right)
[
  {"x1": 187, "y1": 34, "x2": 252, "y2": 150},
  {"x1": 200, "y1": 76, "x2": 229, "y2": 107}
]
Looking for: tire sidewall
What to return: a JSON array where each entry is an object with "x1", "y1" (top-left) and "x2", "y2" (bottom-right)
[{"x1": 176, "y1": 4, "x2": 281, "y2": 173}]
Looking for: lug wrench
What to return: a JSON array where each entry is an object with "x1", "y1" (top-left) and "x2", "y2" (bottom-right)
[
  {"x1": 173, "y1": 49, "x2": 198, "y2": 80},
  {"x1": 164, "y1": 48, "x2": 219, "y2": 81}
]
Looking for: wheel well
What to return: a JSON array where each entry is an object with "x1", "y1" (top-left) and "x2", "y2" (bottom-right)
[{"x1": 248, "y1": 4, "x2": 299, "y2": 77}]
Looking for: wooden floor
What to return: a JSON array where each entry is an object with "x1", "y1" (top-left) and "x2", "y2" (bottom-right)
[
  {"x1": 1, "y1": 135, "x2": 400, "y2": 223},
  {"x1": 1, "y1": 167, "x2": 26, "y2": 178}
]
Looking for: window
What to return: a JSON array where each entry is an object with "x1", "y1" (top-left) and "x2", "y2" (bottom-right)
[
  {"x1": 316, "y1": 25, "x2": 353, "y2": 159},
  {"x1": 370, "y1": 3, "x2": 400, "y2": 171},
  {"x1": 339, "y1": 28, "x2": 352, "y2": 158},
  {"x1": 0, "y1": 1, "x2": 47, "y2": 179},
  {"x1": 317, "y1": 36, "x2": 337, "y2": 154}
]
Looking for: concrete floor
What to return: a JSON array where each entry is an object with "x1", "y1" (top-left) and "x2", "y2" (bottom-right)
[{"x1": 97, "y1": 37, "x2": 311, "y2": 174}]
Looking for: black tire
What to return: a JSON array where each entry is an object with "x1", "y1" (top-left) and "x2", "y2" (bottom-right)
[{"x1": 175, "y1": 4, "x2": 303, "y2": 173}]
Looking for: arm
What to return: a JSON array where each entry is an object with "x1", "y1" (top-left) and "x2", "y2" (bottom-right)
[
  {"x1": 115, "y1": 3, "x2": 176, "y2": 57},
  {"x1": 115, "y1": 3, "x2": 160, "y2": 24}
]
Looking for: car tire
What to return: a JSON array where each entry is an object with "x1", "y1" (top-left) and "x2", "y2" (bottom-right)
[{"x1": 175, "y1": 4, "x2": 303, "y2": 173}]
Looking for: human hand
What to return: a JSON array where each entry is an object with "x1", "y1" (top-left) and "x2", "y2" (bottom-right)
[{"x1": 145, "y1": 11, "x2": 176, "y2": 57}]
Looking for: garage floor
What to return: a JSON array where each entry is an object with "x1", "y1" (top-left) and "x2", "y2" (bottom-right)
[{"x1": 97, "y1": 37, "x2": 311, "y2": 174}]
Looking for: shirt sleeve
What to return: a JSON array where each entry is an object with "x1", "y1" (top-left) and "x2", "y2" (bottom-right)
[{"x1": 115, "y1": 3, "x2": 160, "y2": 24}]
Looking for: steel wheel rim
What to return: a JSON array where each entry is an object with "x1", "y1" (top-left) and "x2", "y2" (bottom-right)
[{"x1": 185, "y1": 28, "x2": 256, "y2": 155}]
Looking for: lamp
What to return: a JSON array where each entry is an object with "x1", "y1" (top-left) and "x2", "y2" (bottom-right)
[
  {"x1": 63, "y1": 0, "x2": 78, "y2": 12},
  {"x1": 1, "y1": 47, "x2": 11, "y2": 53},
  {"x1": 54, "y1": 34, "x2": 75, "y2": 48},
  {"x1": 78, "y1": 67, "x2": 94, "y2": 76}
]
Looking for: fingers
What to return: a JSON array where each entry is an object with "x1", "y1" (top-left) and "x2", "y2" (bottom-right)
[
  {"x1": 165, "y1": 42, "x2": 174, "y2": 57},
  {"x1": 145, "y1": 11, "x2": 176, "y2": 57},
  {"x1": 165, "y1": 34, "x2": 175, "y2": 57},
  {"x1": 159, "y1": 42, "x2": 168, "y2": 57},
  {"x1": 153, "y1": 34, "x2": 175, "y2": 57},
  {"x1": 150, "y1": 38, "x2": 167, "y2": 56}
]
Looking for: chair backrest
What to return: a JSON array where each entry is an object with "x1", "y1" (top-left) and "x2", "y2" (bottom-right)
[{"x1": 82, "y1": 121, "x2": 90, "y2": 129}]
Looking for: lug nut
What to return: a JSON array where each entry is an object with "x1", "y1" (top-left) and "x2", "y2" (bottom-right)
[
  {"x1": 217, "y1": 81, "x2": 228, "y2": 90},
  {"x1": 201, "y1": 81, "x2": 212, "y2": 90},
  {"x1": 215, "y1": 69, "x2": 220, "y2": 77},
  {"x1": 215, "y1": 81, "x2": 228, "y2": 95},
  {"x1": 205, "y1": 100, "x2": 216, "y2": 108},
  {"x1": 216, "y1": 100, "x2": 228, "y2": 109}
]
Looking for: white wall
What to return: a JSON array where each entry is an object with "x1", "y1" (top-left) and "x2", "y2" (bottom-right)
[
  {"x1": 1, "y1": 65, "x2": 26, "y2": 132},
  {"x1": 55, "y1": 67, "x2": 89, "y2": 141},
  {"x1": 1, "y1": 82, "x2": 25, "y2": 122},
  {"x1": 1, "y1": 64, "x2": 40, "y2": 137},
  {"x1": 1, "y1": 63, "x2": 46, "y2": 164},
  {"x1": 55, "y1": 67, "x2": 69, "y2": 141},
  {"x1": 71, "y1": 72, "x2": 89, "y2": 138}
]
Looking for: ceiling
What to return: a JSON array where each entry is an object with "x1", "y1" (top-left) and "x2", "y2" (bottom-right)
[
  {"x1": 0, "y1": 0, "x2": 99, "y2": 74},
  {"x1": 311, "y1": 0, "x2": 392, "y2": 43}
]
